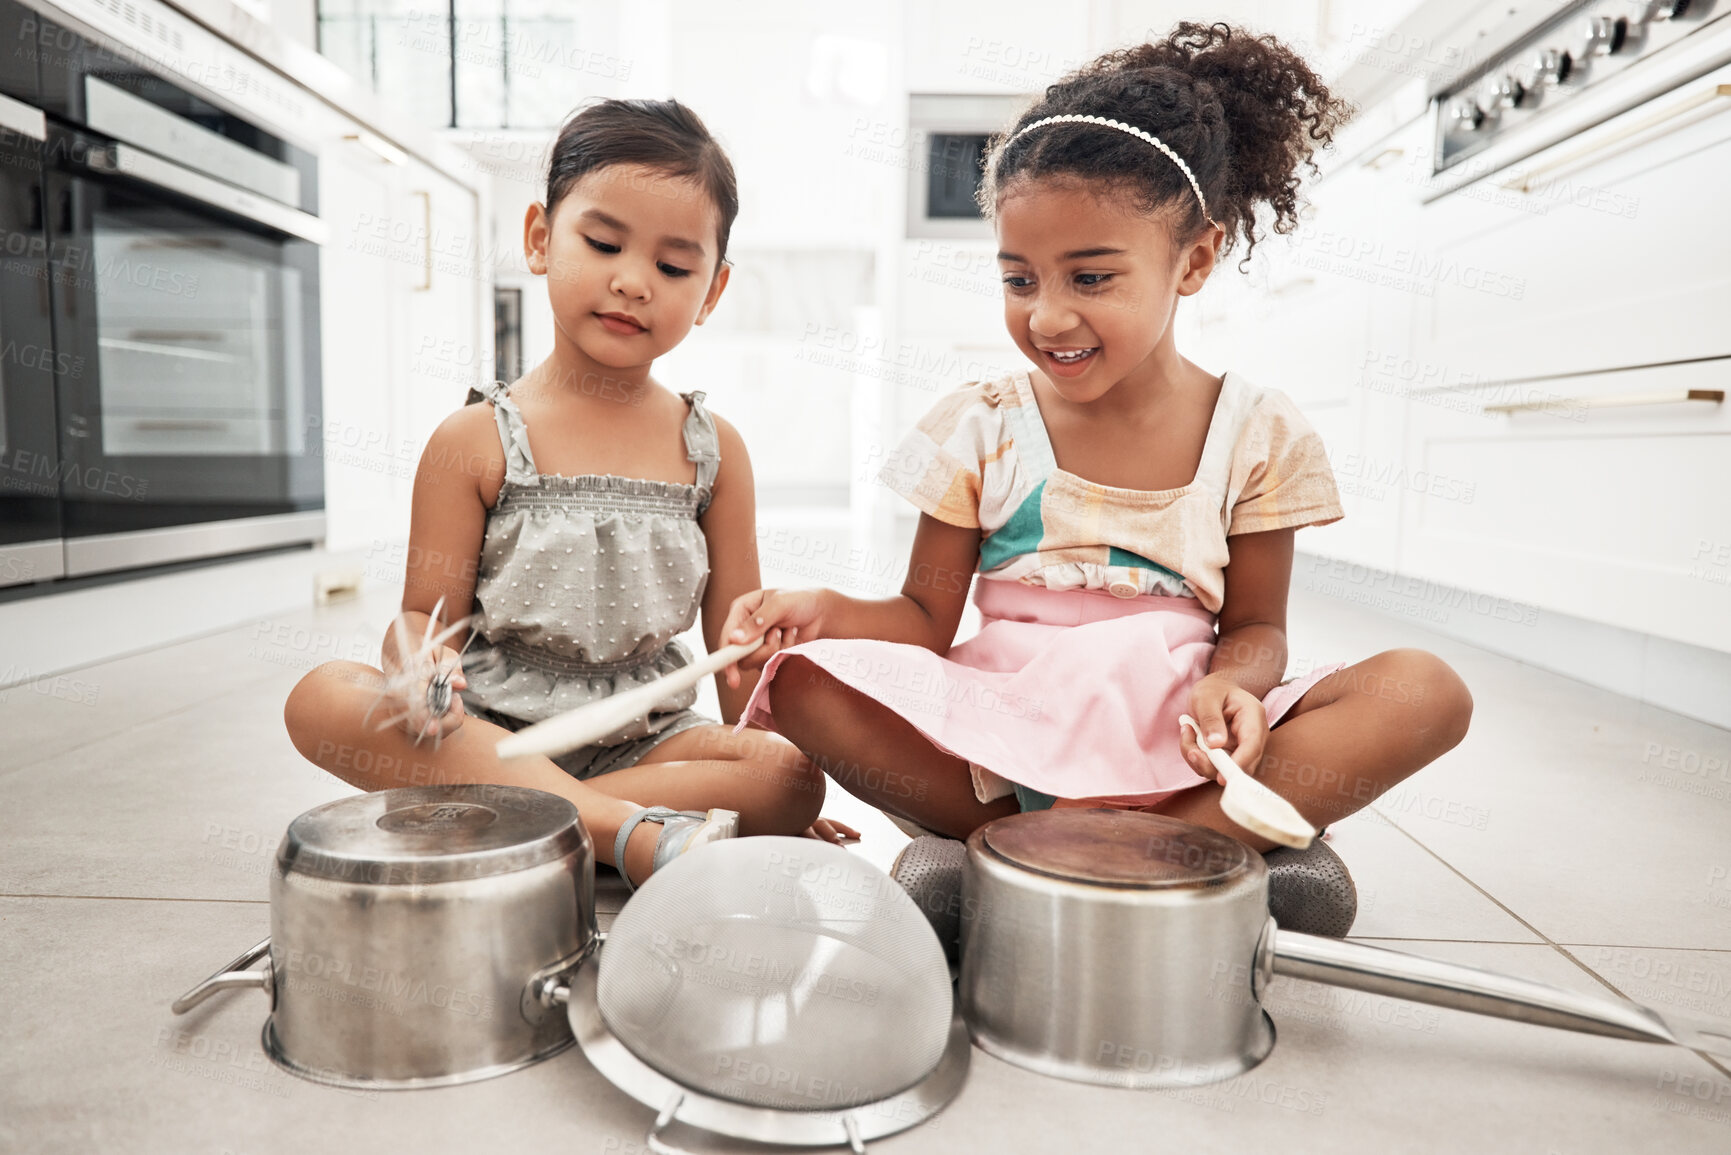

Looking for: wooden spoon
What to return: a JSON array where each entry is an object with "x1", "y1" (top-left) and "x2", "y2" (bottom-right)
[{"x1": 1179, "y1": 714, "x2": 1315, "y2": 850}]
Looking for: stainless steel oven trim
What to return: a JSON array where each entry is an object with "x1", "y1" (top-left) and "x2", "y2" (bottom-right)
[
  {"x1": 0, "y1": 541, "x2": 68, "y2": 588},
  {"x1": 63, "y1": 510, "x2": 325, "y2": 577},
  {"x1": 19, "y1": 0, "x2": 328, "y2": 159},
  {"x1": 83, "y1": 75, "x2": 302, "y2": 208},
  {"x1": 82, "y1": 141, "x2": 329, "y2": 245},
  {"x1": 1425, "y1": 9, "x2": 1731, "y2": 198},
  {"x1": 0, "y1": 90, "x2": 46, "y2": 141},
  {"x1": 1497, "y1": 80, "x2": 1731, "y2": 190},
  {"x1": 1424, "y1": 0, "x2": 1596, "y2": 104}
]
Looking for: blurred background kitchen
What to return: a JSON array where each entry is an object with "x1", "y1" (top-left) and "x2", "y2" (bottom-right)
[
  {"x1": 3, "y1": 0, "x2": 1727, "y2": 729},
  {"x1": 3, "y1": 3, "x2": 1731, "y2": 1150}
]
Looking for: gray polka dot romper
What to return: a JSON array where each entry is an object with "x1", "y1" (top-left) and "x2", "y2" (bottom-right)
[{"x1": 456, "y1": 378, "x2": 717, "y2": 779}]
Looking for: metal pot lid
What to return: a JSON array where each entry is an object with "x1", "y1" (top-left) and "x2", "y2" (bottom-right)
[
  {"x1": 980, "y1": 809, "x2": 1253, "y2": 889},
  {"x1": 278, "y1": 784, "x2": 584, "y2": 885}
]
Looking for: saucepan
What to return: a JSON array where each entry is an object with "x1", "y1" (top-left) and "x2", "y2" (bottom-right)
[
  {"x1": 172, "y1": 784, "x2": 597, "y2": 1088},
  {"x1": 958, "y1": 809, "x2": 1731, "y2": 1089}
]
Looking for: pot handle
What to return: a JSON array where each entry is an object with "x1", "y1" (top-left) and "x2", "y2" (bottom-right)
[
  {"x1": 642, "y1": 1091, "x2": 868, "y2": 1155},
  {"x1": 171, "y1": 937, "x2": 273, "y2": 1014},
  {"x1": 1271, "y1": 930, "x2": 1731, "y2": 1057}
]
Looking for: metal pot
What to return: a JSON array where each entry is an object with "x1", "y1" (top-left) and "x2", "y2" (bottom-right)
[
  {"x1": 959, "y1": 809, "x2": 1731, "y2": 1089},
  {"x1": 173, "y1": 784, "x2": 596, "y2": 1089}
]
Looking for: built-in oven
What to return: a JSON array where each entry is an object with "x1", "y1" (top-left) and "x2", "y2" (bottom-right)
[
  {"x1": 0, "y1": 81, "x2": 59, "y2": 587},
  {"x1": 0, "y1": 0, "x2": 327, "y2": 589},
  {"x1": 1430, "y1": 0, "x2": 1730, "y2": 181},
  {"x1": 905, "y1": 93, "x2": 1028, "y2": 239}
]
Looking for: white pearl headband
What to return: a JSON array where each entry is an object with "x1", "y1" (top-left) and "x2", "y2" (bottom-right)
[{"x1": 999, "y1": 114, "x2": 1219, "y2": 228}]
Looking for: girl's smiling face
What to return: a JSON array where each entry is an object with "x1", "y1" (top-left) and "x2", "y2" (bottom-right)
[
  {"x1": 526, "y1": 163, "x2": 729, "y2": 370},
  {"x1": 995, "y1": 177, "x2": 1219, "y2": 401}
]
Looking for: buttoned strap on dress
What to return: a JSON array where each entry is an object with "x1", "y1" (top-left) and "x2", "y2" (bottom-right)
[{"x1": 456, "y1": 379, "x2": 719, "y2": 779}]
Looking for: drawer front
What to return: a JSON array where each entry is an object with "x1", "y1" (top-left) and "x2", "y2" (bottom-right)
[
  {"x1": 1400, "y1": 358, "x2": 1731, "y2": 649},
  {"x1": 1417, "y1": 72, "x2": 1731, "y2": 382}
]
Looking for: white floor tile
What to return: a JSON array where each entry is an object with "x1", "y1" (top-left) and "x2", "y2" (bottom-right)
[{"x1": 4, "y1": 528, "x2": 1729, "y2": 1151}]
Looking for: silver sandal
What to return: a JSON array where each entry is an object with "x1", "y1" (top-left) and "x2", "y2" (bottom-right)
[{"x1": 613, "y1": 806, "x2": 740, "y2": 892}]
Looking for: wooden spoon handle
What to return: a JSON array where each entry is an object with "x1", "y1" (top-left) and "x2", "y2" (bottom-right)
[
  {"x1": 1179, "y1": 714, "x2": 1245, "y2": 784},
  {"x1": 496, "y1": 636, "x2": 766, "y2": 761}
]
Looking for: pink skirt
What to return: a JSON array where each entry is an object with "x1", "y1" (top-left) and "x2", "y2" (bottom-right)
[{"x1": 735, "y1": 580, "x2": 1347, "y2": 804}]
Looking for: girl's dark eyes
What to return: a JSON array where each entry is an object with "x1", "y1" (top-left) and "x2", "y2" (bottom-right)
[
  {"x1": 999, "y1": 273, "x2": 1114, "y2": 289},
  {"x1": 583, "y1": 235, "x2": 691, "y2": 278}
]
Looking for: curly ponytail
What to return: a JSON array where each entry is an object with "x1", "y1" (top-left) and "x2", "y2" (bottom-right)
[{"x1": 979, "y1": 22, "x2": 1350, "y2": 265}]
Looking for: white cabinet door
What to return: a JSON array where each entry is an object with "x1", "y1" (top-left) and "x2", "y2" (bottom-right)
[
  {"x1": 1399, "y1": 357, "x2": 1731, "y2": 651},
  {"x1": 317, "y1": 136, "x2": 406, "y2": 554},
  {"x1": 1396, "y1": 71, "x2": 1731, "y2": 649},
  {"x1": 399, "y1": 158, "x2": 486, "y2": 478},
  {"x1": 1188, "y1": 112, "x2": 1432, "y2": 575},
  {"x1": 317, "y1": 140, "x2": 485, "y2": 555}
]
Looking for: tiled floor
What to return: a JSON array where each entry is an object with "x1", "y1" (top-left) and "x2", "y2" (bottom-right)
[{"x1": 3, "y1": 554, "x2": 1729, "y2": 1154}]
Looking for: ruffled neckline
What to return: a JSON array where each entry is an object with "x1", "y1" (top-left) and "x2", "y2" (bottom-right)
[
  {"x1": 499, "y1": 472, "x2": 704, "y2": 497},
  {"x1": 477, "y1": 378, "x2": 718, "y2": 501}
]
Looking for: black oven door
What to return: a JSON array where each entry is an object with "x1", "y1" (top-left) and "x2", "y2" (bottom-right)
[
  {"x1": 0, "y1": 93, "x2": 61, "y2": 587},
  {"x1": 43, "y1": 121, "x2": 323, "y2": 569}
]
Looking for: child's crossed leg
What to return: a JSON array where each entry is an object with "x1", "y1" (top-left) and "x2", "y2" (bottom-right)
[{"x1": 284, "y1": 659, "x2": 828, "y2": 885}]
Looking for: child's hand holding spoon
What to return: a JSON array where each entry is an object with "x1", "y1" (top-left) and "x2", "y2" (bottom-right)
[{"x1": 1179, "y1": 713, "x2": 1315, "y2": 850}]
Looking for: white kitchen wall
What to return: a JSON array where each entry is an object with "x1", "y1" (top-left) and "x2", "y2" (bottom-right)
[
  {"x1": 264, "y1": 0, "x2": 315, "y2": 48},
  {"x1": 435, "y1": 0, "x2": 1484, "y2": 519},
  {"x1": 440, "y1": 0, "x2": 905, "y2": 508}
]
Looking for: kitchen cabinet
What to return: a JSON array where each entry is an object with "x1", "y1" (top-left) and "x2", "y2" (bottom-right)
[
  {"x1": 317, "y1": 133, "x2": 407, "y2": 555},
  {"x1": 318, "y1": 135, "x2": 486, "y2": 554},
  {"x1": 1398, "y1": 65, "x2": 1731, "y2": 652},
  {"x1": 1190, "y1": 63, "x2": 1731, "y2": 656},
  {"x1": 399, "y1": 157, "x2": 487, "y2": 471},
  {"x1": 1413, "y1": 70, "x2": 1731, "y2": 383},
  {"x1": 1189, "y1": 111, "x2": 1432, "y2": 577},
  {"x1": 1400, "y1": 357, "x2": 1731, "y2": 651}
]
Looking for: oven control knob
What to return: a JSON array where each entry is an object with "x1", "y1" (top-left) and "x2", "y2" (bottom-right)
[
  {"x1": 1449, "y1": 98, "x2": 1485, "y2": 132},
  {"x1": 1492, "y1": 74, "x2": 1527, "y2": 108},
  {"x1": 1533, "y1": 47, "x2": 1573, "y2": 86},
  {"x1": 1583, "y1": 15, "x2": 1629, "y2": 56},
  {"x1": 1650, "y1": 0, "x2": 1692, "y2": 21}
]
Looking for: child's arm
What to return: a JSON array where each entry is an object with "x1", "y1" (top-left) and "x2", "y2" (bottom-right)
[
  {"x1": 719, "y1": 513, "x2": 982, "y2": 687},
  {"x1": 1181, "y1": 527, "x2": 1296, "y2": 777},
  {"x1": 695, "y1": 414, "x2": 768, "y2": 725},
  {"x1": 379, "y1": 406, "x2": 496, "y2": 738}
]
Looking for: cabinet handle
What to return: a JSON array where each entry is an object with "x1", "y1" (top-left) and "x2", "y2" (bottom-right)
[
  {"x1": 415, "y1": 190, "x2": 432, "y2": 292},
  {"x1": 0, "y1": 90, "x2": 45, "y2": 141},
  {"x1": 342, "y1": 131, "x2": 406, "y2": 166},
  {"x1": 1500, "y1": 84, "x2": 1731, "y2": 193},
  {"x1": 1484, "y1": 388, "x2": 1724, "y2": 415}
]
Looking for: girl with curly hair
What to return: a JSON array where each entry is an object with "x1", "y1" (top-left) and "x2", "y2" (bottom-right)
[{"x1": 716, "y1": 23, "x2": 1473, "y2": 926}]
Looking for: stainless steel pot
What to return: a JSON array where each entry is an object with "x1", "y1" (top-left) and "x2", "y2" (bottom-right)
[
  {"x1": 959, "y1": 809, "x2": 1731, "y2": 1089},
  {"x1": 173, "y1": 784, "x2": 597, "y2": 1089}
]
